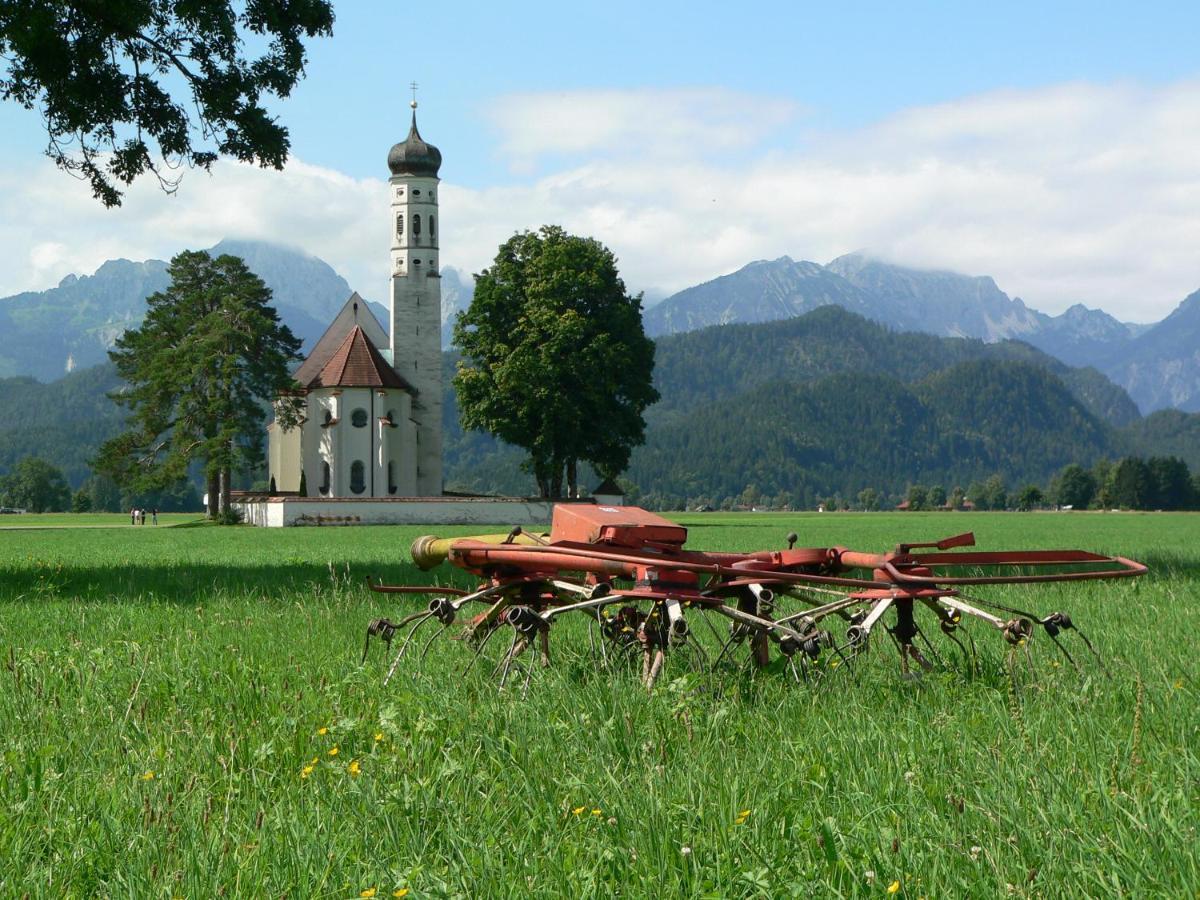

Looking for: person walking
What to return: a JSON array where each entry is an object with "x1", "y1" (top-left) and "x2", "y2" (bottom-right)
[
  {"x1": 151, "y1": 508, "x2": 158, "y2": 526},
  {"x1": 130, "y1": 507, "x2": 137, "y2": 525}
]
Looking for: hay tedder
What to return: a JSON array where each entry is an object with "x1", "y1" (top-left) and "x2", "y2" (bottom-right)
[{"x1": 364, "y1": 505, "x2": 1146, "y2": 691}]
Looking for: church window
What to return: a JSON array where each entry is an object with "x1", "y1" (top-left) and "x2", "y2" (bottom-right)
[
  {"x1": 350, "y1": 461, "x2": 366, "y2": 494},
  {"x1": 413, "y1": 259, "x2": 421, "y2": 265},
  {"x1": 396, "y1": 187, "x2": 404, "y2": 196},
  {"x1": 351, "y1": 408, "x2": 368, "y2": 428},
  {"x1": 413, "y1": 214, "x2": 421, "y2": 236},
  {"x1": 396, "y1": 213, "x2": 404, "y2": 237},
  {"x1": 319, "y1": 462, "x2": 331, "y2": 495},
  {"x1": 388, "y1": 461, "x2": 398, "y2": 495},
  {"x1": 429, "y1": 216, "x2": 436, "y2": 238},
  {"x1": 412, "y1": 188, "x2": 420, "y2": 196},
  {"x1": 323, "y1": 409, "x2": 333, "y2": 426}
]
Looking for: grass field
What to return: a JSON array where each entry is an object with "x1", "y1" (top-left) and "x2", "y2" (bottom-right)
[{"x1": 1, "y1": 512, "x2": 1197, "y2": 897}]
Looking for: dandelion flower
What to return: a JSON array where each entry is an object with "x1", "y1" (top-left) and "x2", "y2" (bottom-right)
[
  {"x1": 374, "y1": 732, "x2": 385, "y2": 742},
  {"x1": 317, "y1": 727, "x2": 328, "y2": 736},
  {"x1": 591, "y1": 808, "x2": 602, "y2": 816},
  {"x1": 572, "y1": 806, "x2": 585, "y2": 816},
  {"x1": 888, "y1": 880, "x2": 901, "y2": 894},
  {"x1": 393, "y1": 890, "x2": 409, "y2": 898},
  {"x1": 348, "y1": 760, "x2": 362, "y2": 777},
  {"x1": 680, "y1": 845, "x2": 692, "y2": 856},
  {"x1": 360, "y1": 889, "x2": 377, "y2": 898},
  {"x1": 1174, "y1": 679, "x2": 1184, "y2": 690},
  {"x1": 141, "y1": 771, "x2": 155, "y2": 781},
  {"x1": 301, "y1": 765, "x2": 315, "y2": 779},
  {"x1": 328, "y1": 746, "x2": 339, "y2": 757}
]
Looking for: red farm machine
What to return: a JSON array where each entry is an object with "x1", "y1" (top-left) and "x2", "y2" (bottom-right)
[{"x1": 364, "y1": 505, "x2": 1145, "y2": 691}]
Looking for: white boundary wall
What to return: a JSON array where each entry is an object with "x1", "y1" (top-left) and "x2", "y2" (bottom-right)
[{"x1": 235, "y1": 496, "x2": 563, "y2": 527}]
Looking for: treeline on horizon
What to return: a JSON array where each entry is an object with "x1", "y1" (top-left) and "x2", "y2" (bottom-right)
[{"x1": 4, "y1": 306, "x2": 1200, "y2": 511}]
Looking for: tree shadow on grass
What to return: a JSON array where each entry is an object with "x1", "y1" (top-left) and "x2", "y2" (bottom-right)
[{"x1": 0, "y1": 558, "x2": 477, "y2": 606}]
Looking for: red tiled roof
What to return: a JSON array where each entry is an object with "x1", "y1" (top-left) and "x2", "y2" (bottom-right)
[{"x1": 307, "y1": 326, "x2": 412, "y2": 391}]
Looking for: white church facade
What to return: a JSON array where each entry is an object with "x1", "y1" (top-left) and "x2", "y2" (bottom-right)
[
  {"x1": 246, "y1": 102, "x2": 616, "y2": 526},
  {"x1": 266, "y1": 102, "x2": 444, "y2": 500}
]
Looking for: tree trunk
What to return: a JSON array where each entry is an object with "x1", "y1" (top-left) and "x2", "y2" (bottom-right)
[
  {"x1": 566, "y1": 458, "x2": 577, "y2": 499},
  {"x1": 206, "y1": 472, "x2": 220, "y2": 518},
  {"x1": 220, "y1": 466, "x2": 232, "y2": 514}
]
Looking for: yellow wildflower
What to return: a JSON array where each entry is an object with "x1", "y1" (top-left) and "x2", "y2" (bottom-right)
[
  {"x1": 348, "y1": 760, "x2": 362, "y2": 777},
  {"x1": 311, "y1": 756, "x2": 319, "y2": 766},
  {"x1": 141, "y1": 771, "x2": 155, "y2": 781},
  {"x1": 1174, "y1": 679, "x2": 1184, "y2": 690},
  {"x1": 572, "y1": 806, "x2": 585, "y2": 815},
  {"x1": 393, "y1": 890, "x2": 409, "y2": 898},
  {"x1": 888, "y1": 881, "x2": 901, "y2": 894},
  {"x1": 360, "y1": 889, "x2": 377, "y2": 898},
  {"x1": 300, "y1": 765, "x2": 315, "y2": 779},
  {"x1": 591, "y1": 808, "x2": 602, "y2": 816},
  {"x1": 328, "y1": 746, "x2": 339, "y2": 757},
  {"x1": 317, "y1": 727, "x2": 328, "y2": 736},
  {"x1": 734, "y1": 809, "x2": 750, "y2": 825},
  {"x1": 374, "y1": 732, "x2": 385, "y2": 742}
]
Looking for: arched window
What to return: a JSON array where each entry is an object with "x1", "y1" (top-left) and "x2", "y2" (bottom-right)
[
  {"x1": 319, "y1": 462, "x2": 331, "y2": 495},
  {"x1": 395, "y1": 213, "x2": 404, "y2": 238},
  {"x1": 388, "y1": 461, "x2": 397, "y2": 495},
  {"x1": 351, "y1": 408, "x2": 368, "y2": 428},
  {"x1": 350, "y1": 461, "x2": 365, "y2": 495},
  {"x1": 412, "y1": 214, "x2": 421, "y2": 237},
  {"x1": 429, "y1": 215, "x2": 436, "y2": 239}
]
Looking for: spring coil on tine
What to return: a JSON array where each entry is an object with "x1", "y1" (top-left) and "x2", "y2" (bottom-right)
[{"x1": 363, "y1": 617, "x2": 399, "y2": 663}]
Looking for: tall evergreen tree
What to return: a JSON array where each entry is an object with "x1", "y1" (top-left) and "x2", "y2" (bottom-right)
[
  {"x1": 96, "y1": 250, "x2": 302, "y2": 517},
  {"x1": 453, "y1": 226, "x2": 659, "y2": 498}
]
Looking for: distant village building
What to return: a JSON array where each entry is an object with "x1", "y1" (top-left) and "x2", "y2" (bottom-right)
[{"x1": 267, "y1": 101, "x2": 444, "y2": 498}]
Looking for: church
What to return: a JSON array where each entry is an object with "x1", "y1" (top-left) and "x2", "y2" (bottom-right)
[{"x1": 267, "y1": 99, "x2": 445, "y2": 499}]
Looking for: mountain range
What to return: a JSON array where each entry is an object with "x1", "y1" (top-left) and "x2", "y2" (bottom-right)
[
  {"x1": 645, "y1": 252, "x2": 1199, "y2": 414},
  {"x1": 2, "y1": 239, "x2": 1199, "y2": 504}
]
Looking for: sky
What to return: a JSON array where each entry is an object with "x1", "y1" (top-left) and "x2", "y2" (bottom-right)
[{"x1": 1, "y1": 0, "x2": 1199, "y2": 321}]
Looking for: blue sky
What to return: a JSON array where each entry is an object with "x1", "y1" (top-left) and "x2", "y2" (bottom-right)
[{"x1": 1, "y1": 1, "x2": 1199, "y2": 319}]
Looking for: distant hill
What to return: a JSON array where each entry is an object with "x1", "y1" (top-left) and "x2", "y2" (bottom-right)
[
  {"x1": 4, "y1": 307, "x2": 1198, "y2": 502},
  {"x1": 646, "y1": 252, "x2": 1197, "y2": 413}
]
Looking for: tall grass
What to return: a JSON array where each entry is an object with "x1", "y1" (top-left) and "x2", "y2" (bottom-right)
[{"x1": 0, "y1": 513, "x2": 1196, "y2": 897}]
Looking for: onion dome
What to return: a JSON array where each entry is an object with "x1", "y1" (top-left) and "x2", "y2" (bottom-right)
[{"x1": 387, "y1": 103, "x2": 442, "y2": 177}]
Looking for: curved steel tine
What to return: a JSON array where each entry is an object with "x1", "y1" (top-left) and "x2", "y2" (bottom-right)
[
  {"x1": 1048, "y1": 632, "x2": 1079, "y2": 672},
  {"x1": 520, "y1": 654, "x2": 535, "y2": 698},
  {"x1": 1073, "y1": 627, "x2": 1110, "y2": 678},
  {"x1": 498, "y1": 634, "x2": 527, "y2": 689},
  {"x1": 384, "y1": 612, "x2": 434, "y2": 685},
  {"x1": 418, "y1": 623, "x2": 451, "y2": 663},
  {"x1": 463, "y1": 620, "x2": 503, "y2": 676},
  {"x1": 915, "y1": 623, "x2": 948, "y2": 670}
]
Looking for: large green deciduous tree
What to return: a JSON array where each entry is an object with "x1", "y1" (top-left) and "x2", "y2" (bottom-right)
[
  {"x1": 0, "y1": 0, "x2": 334, "y2": 206},
  {"x1": 95, "y1": 250, "x2": 302, "y2": 517},
  {"x1": 0, "y1": 457, "x2": 71, "y2": 512},
  {"x1": 453, "y1": 226, "x2": 659, "y2": 499}
]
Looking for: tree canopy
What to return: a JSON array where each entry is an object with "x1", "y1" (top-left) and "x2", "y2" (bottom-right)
[
  {"x1": 453, "y1": 226, "x2": 659, "y2": 498},
  {"x1": 0, "y1": 0, "x2": 334, "y2": 206},
  {"x1": 95, "y1": 249, "x2": 301, "y2": 515},
  {"x1": 0, "y1": 457, "x2": 71, "y2": 512}
]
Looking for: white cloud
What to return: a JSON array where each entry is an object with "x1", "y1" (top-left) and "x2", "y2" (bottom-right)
[{"x1": 1, "y1": 79, "x2": 1198, "y2": 322}]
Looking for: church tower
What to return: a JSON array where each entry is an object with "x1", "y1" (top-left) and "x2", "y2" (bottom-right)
[{"x1": 387, "y1": 98, "x2": 443, "y2": 495}]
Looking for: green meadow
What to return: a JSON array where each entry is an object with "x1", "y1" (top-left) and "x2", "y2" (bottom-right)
[{"x1": 1, "y1": 512, "x2": 1197, "y2": 898}]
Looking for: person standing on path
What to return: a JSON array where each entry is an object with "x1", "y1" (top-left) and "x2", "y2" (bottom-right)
[{"x1": 152, "y1": 508, "x2": 158, "y2": 526}]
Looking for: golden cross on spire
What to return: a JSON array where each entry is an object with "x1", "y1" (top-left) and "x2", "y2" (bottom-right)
[{"x1": 409, "y1": 81, "x2": 419, "y2": 109}]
